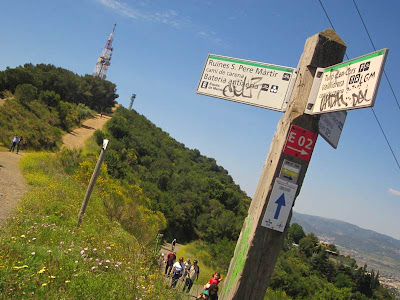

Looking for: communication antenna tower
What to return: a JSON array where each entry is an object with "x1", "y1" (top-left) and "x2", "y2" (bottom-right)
[
  {"x1": 128, "y1": 94, "x2": 136, "y2": 110},
  {"x1": 93, "y1": 23, "x2": 116, "y2": 80}
]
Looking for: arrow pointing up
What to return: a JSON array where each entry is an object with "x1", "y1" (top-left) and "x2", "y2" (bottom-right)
[{"x1": 274, "y1": 193, "x2": 286, "y2": 219}]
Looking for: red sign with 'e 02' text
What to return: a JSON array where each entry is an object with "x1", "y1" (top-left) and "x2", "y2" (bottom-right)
[{"x1": 283, "y1": 125, "x2": 317, "y2": 161}]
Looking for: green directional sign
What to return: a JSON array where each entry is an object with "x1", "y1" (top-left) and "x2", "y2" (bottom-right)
[
  {"x1": 305, "y1": 49, "x2": 388, "y2": 115},
  {"x1": 197, "y1": 54, "x2": 297, "y2": 112}
]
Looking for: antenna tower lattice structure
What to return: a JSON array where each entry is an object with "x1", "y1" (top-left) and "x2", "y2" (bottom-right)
[
  {"x1": 128, "y1": 94, "x2": 136, "y2": 110},
  {"x1": 93, "y1": 23, "x2": 116, "y2": 80}
]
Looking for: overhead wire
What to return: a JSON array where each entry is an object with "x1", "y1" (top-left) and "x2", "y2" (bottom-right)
[
  {"x1": 317, "y1": 0, "x2": 400, "y2": 171},
  {"x1": 352, "y1": 0, "x2": 400, "y2": 111}
]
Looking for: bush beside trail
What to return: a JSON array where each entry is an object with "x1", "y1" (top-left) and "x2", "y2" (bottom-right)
[{"x1": 0, "y1": 98, "x2": 93, "y2": 150}]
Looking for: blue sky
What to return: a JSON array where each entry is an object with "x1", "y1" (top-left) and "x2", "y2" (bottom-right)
[{"x1": 1, "y1": 0, "x2": 400, "y2": 240}]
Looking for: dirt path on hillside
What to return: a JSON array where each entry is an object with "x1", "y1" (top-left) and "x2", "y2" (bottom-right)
[
  {"x1": 0, "y1": 113, "x2": 111, "y2": 225},
  {"x1": 62, "y1": 114, "x2": 111, "y2": 149},
  {"x1": 0, "y1": 152, "x2": 28, "y2": 224}
]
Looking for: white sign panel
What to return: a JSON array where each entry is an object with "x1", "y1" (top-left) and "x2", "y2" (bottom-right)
[
  {"x1": 279, "y1": 159, "x2": 301, "y2": 184},
  {"x1": 319, "y1": 111, "x2": 347, "y2": 149},
  {"x1": 197, "y1": 54, "x2": 297, "y2": 112},
  {"x1": 305, "y1": 49, "x2": 388, "y2": 115},
  {"x1": 261, "y1": 178, "x2": 298, "y2": 232}
]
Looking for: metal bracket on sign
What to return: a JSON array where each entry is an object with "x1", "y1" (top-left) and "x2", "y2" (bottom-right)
[{"x1": 304, "y1": 67, "x2": 324, "y2": 115}]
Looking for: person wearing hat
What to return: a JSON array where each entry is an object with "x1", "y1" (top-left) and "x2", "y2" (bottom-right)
[{"x1": 183, "y1": 259, "x2": 200, "y2": 293}]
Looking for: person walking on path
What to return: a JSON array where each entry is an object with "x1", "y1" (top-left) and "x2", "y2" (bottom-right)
[
  {"x1": 170, "y1": 257, "x2": 184, "y2": 288},
  {"x1": 9, "y1": 135, "x2": 18, "y2": 152},
  {"x1": 165, "y1": 251, "x2": 176, "y2": 276},
  {"x1": 171, "y1": 238, "x2": 177, "y2": 251},
  {"x1": 16, "y1": 137, "x2": 23, "y2": 154},
  {"x1": 183, "y1": 259, "x2": 200, "y2": 293},
  {"x1": 183, "y1": 259, "x2": 191, "y2": 279}
]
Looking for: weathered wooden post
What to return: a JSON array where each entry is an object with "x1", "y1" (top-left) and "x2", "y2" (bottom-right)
[
  {"x1": 77, "y1": 139, "x2": 109, "y2": 227},
  {"x1": 220, "y1": 29, "x2": 347, "y2": 300}
]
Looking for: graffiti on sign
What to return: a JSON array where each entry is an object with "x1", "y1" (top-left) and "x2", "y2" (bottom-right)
[
  {"x1": 197, "y1": 54, "x2": 296, "y2": 112},
  {"x1": 306, "y1": 49, "x2": 388, "y2": 114}
]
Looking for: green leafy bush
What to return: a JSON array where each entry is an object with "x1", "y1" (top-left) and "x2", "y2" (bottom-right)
[
  {"x1": 14, "y1": 83, "x2": 37, "y2": 103},
  {"x1": 38, "y1": 90, "x2": 60, "y2": 107}
]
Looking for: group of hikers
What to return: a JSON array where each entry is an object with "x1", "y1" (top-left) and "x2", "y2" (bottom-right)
[
  {"x1": 9, "y1": 134, "x2": 23, "y2": 154},
  {"x1": 160, "y1": 240, "x2": 222, "y2": 299}
]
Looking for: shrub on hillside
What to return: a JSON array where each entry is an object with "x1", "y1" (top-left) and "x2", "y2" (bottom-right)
[
  {"x1": 0, "y1": 99, "x2": 62, "y2": 150},
  {"x1": 56, "y1": 102, "x2": 93, "y2": 132},
  {"x1": 14, "y1": 83, "x2": 37, "y2": 103},
  {"x1": 76, "y1": 103, "x2": 93, "y2": 122},
  {"x1": 93, "y1": 130, "x2": 106, "y2": 146},
  {"x1": 38, "y1": 90, "x2": 61, "y2": 107},
  {"x1": 74, "y1": 155, "x2": 167, "y2": 246},
  {"x1": 0, "y1": 98, "x2": 92, "y2": 150},
  {"x1": 56, "y1": 148, "x2": 82, "y2": 174}
]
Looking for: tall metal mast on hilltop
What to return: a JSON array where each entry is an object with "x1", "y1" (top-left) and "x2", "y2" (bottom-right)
[{"x1": 93, "y1": 23, "x2": 116, "y2": 80}]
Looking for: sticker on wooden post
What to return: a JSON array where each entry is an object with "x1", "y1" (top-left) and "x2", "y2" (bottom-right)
[
  {"x1": 261, "y1": 178, "x2": 298, "y2": 232},
  {"x1": 279, "y1": 159, "x2": 301, "y2": 184},
  {"x1": 283, "y1": 125, "x2": 317, "y2": 161}
]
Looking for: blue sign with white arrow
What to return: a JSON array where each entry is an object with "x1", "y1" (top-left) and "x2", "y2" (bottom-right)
[{"x1": 261, "y1": 178, "x2": 298, "y2": 232}]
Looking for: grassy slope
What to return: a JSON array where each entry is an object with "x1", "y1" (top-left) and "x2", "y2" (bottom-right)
[{"x1": 0, "y1": 150, "x2": 184, "y2": 299}]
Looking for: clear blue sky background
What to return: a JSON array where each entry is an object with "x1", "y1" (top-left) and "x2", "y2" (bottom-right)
[{"x1": 2, "y1": 0, "x2": 400, "y2": 240}]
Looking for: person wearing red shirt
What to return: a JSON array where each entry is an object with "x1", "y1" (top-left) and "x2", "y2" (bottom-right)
[
  {"x1": 208, "y1": 272, "x2": 222, "y2": 285},
  {"x1": 165, "y1": 251, "x2": 176, "y2": 276}
]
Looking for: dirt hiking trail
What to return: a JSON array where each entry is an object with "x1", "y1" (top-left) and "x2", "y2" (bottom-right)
[
  {"x1": 0, "y1": 113, "x2": 110, "y2": 225},
  {"x1": 62, "y1": 114, "x2": 111, "y2": 149}
]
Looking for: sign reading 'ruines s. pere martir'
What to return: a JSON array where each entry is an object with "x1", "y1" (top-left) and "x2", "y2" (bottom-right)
[
  {"x1": 305, "y1": 49, "x2": 388, "y2": 115},
  {"x1": 197, "y1": 54, "x2": 296, "y2": 112}
]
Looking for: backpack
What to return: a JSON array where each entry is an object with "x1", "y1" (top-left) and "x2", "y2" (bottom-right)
[{"x1": 173, "y1": 267, "x2": 182, "y2": 277}]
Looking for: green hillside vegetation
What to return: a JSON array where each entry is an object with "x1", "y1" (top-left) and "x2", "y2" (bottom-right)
[
  {"x1": 94, "y1": 107, "x2": 252, "y2": 270},
  {"x1": 0, "y1": 64, "x2": 395, "y2": 299},
  {"x1": 0, "y1": 150, "x2": 182, "y2": 299},
  {"x1": 264, "y1": 224, "x2": 395, "y2": 299},
  {"x1": 0, "y1": 63, "x2": 117, "y2": 112},
  {"x1": 292, "y1": 211, "x2": 400, "y2": 278},
  {"x1": 0, "y1": 63, "x2": 118, "y2": 150}
]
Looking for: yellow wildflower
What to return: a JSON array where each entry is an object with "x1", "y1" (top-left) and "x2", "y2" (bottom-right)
[{"x1": 13, "y1": 265, "x2": 28, "y2": 270}]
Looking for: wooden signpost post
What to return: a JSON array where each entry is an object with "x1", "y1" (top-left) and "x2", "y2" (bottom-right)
[
  {"x1": 196, "y1": 28, "x2": 347, "y2": 299},
  {"x1": 218, "y1": 29, "x2": 347, "y2": 300},
  {"x1": 197, "y1": 27, "x2": 388, "y2": 299}
]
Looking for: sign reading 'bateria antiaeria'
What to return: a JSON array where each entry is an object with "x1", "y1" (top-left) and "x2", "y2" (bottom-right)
[
  {"x1": 305, "y1": 49, "x2": 388, "y2": 115},
  {"x1": 197, "y1": 54, "x2": 296, "y2": 112}
]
